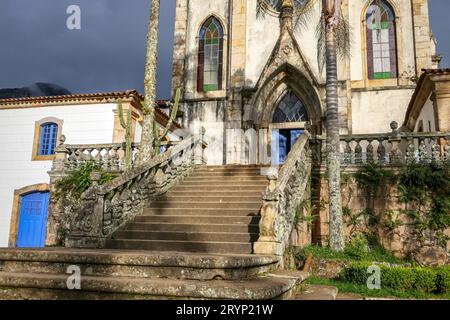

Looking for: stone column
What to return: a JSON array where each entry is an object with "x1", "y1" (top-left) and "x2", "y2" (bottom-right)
[{"x1": 171, "y1": 0, "x2": 189, "y2": 96}]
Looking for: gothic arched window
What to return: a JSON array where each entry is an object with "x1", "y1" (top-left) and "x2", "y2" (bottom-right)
[
  {"x1": 197, "y1": 17, "x2": 224, "y2": 92},
  {"x1": 272, "y1": 91, "x2": 309, "y2": 123},
  {"x1": 366, "y1": 0, "x2": 398, "y2": 79}
]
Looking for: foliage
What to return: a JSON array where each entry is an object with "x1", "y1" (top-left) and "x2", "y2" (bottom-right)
[
  {"x1": 307, "y1": 276, "x2": 450, "y2": 300},
  {"x1": 340, "y1": 263, "x2": 450, "y2": 294},
  {"x1": 352, "y1": 161, "x2": 450, "y2": 250},
  {"x1": 344, "y1": 233, "x2": 370, "y2": 260},
  {"x1": 355, "y1": 163, "x2": 396, "y2": 196},
  {"x1": 397, "y1": 161, "x2": 450, "y2": 247},
  {"x1": 54, "y1": 162, "x2": 113, "y2": 199},
  {"x1": 295, "y1": 244, "x2": 406, "y2": 264}
]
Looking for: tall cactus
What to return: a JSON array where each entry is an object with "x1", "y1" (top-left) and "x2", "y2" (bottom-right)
[
  {"x1": 153, "y1": 87, "x2": 181, "y2": 154},
  {"x1": 117, "y1": 99, "x2": 133, "y2": 170}
]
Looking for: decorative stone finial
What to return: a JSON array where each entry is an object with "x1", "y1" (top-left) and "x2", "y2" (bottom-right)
[
  {"x1": 59, "y1": 134, "x2": 66, "y2": 144},
  {"x1": 390, "y1": 121, "x2": 399, "y2": 132}
]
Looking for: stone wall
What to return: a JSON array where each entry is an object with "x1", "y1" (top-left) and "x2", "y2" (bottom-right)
[{"x1": 313, "y1": 167, "x2": 450, "y2": 257}]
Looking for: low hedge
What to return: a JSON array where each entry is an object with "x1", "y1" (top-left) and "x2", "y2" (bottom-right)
[{"x1": 341, "y1": 263, "x2": 450, "y2": 294}]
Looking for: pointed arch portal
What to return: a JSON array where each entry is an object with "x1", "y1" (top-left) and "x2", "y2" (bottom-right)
[{"x1": 270, "y1": 91, "x2": 309, "y2": 164}]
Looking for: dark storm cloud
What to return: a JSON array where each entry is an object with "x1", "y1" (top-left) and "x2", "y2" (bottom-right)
[
  {"x1": 0, "y1": 0, "x2": 176, "y2": 98},
  {"x1": 0, "y1": 0, "x2": 448, "y2": 99}
]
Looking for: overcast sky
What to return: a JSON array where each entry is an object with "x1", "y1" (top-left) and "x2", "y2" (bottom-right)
[{"x1": 0, "y1": 0, "x2": 448, "y2": 99}]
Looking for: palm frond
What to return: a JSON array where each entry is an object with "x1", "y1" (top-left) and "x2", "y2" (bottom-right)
[{"x1": 316, "y1": 7, "x2": 351, "y2": 74}]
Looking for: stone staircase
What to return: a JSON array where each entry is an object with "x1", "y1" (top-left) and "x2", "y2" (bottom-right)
[
  {"x1": 105, "y1": 165, "x2": 267, "y2": 254},
  {"x1": 0, "y1": 165, "x2": 309, "y2": 300}
]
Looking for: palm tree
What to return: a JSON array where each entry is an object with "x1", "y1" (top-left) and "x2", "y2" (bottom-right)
[
  {"x1": 139, "y1": 0, "x2": 161, "y2": 163},
  {"x1": 257, "y1": 0, "x2": 347, "y2": 250},
  {"x1": 321, "y1": 0, "x2": 345, "y2": 251}
]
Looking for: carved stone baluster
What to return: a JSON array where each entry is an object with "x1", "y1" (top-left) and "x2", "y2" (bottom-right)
[
  {"x1": 389, "y1": 138, "x2": 403, "y2": 165},
  {"x1": 68, "y1": 149, "x2": 79, "y2": 169},
  {"x1": 355, "y1": 140, "x2": 363, "y2": 165},
  {"x1": 431, "y1": 138, "x2": 441, "y2": 163},
  {"x1": 111, "y1": 146, "x2": 121, "y2": 171},
  {"x1": 94, "y1": 148, "x2": 103, "y2": 168},
  {"x1": 102, "y1": 147, "x2": 112, "y2": 171},
  {"x1": 377, "y1": 139, "x2": 386, "y2": 165},
  {"x1": 405, "y1": 137, "x2": 416, "y2": 164},
  {"x1": 366, "y1": 140, "x2": 374, "y2": 163},
  {"x1": 344, "y1": 139, "x2": 352, "y2": 164},
  {"x1": 418, "y1": 138, "x2": 428, "y2": 163}
]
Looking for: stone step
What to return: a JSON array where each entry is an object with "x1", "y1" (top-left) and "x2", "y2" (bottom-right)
[
  {"x1": 111, "y1": 230, "x2": 259, "y2": 242},
  {"x1": 147, "y1": 201, "x2": 262, "y2": 210},
  {"x1": 180, "y1": 180, "x2": 268, "y2": 186},
  {"x1": 193, "y1": 171, "x2": 265, "y2": 177},
  {"x1": 291, "y1": 285, "x2": 339, "y2": 300},
  {"x1": 0, "y1": 248, "x2": 278, "y2": 281},
  {"x1": 0, "y1": 269, "x2": 308, "y2": 300},
  {"x1": 104, "y1": 239, "x2": 254, "y2": 254},
  {"x1": 184, "y1": 176, "x2": 268, "y2": 181},
  {"x1": 197, "y1": 166, "x2": 265, "y2": 171},
  {"x1": 142, "y1": 208, "x2": 259, "y2": 216},
  {"x1": 132, "y1": 215, "x2": 260, "y2": 224},
  {"x1": 158, "y1": 195, "x2": 263, "y2": 202},
  {"x1": 167, "y1": 190, "x2": 264, "y2": 197},
  {"x1": 171, "y1": 185, "x2": 266, "y2": 192},
  {"x1": 122, "y1": 222, "x2": 259, "y2": 233}
]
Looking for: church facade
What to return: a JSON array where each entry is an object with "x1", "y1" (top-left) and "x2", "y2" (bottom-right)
[{"x1": 171, "y1": 0, "x2": 440, "y2": 165}]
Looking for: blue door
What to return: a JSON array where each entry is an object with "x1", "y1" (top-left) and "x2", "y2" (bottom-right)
[{"x1": 17, "y1": 192, "x2": 50, "y2": 248}]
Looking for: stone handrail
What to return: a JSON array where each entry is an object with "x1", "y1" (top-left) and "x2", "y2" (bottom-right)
[
  {"x1": 340, "y1": 130, "x2": 450, "y2": 166},
  {"x1": 52, "y1": 141, "x2": 179, "y2": 173},
  {"x1": 254, "y1": 132, "x2": 312, "y2": 256},
  {"x1": 64, "y1": 131, "x2": 207, "y2": 248}
]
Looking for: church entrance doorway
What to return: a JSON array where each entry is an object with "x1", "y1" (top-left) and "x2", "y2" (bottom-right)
[{"x1": 270, "y1": 91, "x2": 309, "y2": 165}]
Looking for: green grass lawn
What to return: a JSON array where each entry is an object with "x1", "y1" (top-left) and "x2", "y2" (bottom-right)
[{"x1": 307, "y1": 276, "x2": 450, "y2": 300}]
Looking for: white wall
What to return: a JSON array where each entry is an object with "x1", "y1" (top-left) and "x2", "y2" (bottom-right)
[
  {"x1": 351, "y1": 88, "x2": 414, "y2": 134},
  {"x1": 0, "y1": 103, "x2": 116, "y2": 247},
  {"x1": 414, "y1": 93, "x2": 436, "y2": 132}
]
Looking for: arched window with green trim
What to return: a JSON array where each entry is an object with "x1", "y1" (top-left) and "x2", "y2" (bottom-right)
[
  {"x1": 366, "y1": 0, "x2": 398, "y2": 80},
  {"x1": 197, "y1": 17, "x2": 224, "y2": 92}
]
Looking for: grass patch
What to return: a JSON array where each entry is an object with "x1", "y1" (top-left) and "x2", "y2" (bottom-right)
[
  {"x1": 307, "y1": 276, "x2": 450, "y2": 300},
  {"x1": 296, "y1": 244, "x2": 407, "y2": 264}
]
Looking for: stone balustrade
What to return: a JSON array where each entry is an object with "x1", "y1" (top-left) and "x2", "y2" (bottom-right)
[
  {"x1": 254, "y1": 131, "x2": 312, "y2": 256},
  {"x1": 309, "y1": 122, "x2": 450, "y2": 167},
  {"x1": 339, "y1": 130, "x2": 450, "y2": 166},
  {"x1": 48, "y1": 130, "x2": 206, "y2": 248},
  {"x1": 51, "y1": 141, "x2": 179, "y2": 173}
]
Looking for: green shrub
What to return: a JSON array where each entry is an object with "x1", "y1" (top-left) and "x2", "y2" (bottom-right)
[
  {"x1": 344, "y1": 234, "x2": 370, "y2": 260},
  {"x1": 54, "y1": 161, "x2": 113, "y2": 199},
  {"x1": 412, "y1": 268, "x2": 437, "y2": 293},
  {"x1": 381, "y1": 267, "x2": 415, "y2": 292},
  {"x1": 340, "y1": 262, "x2": 372, "y2": 285},
  {"x1": 341, "y1": 263, "x2": 449, "y2": 294},
  {"x1": 436, "y1": 267, "x2": 450, "y2": 293}
]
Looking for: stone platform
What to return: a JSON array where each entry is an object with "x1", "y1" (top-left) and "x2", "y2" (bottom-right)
[{"x1": 0, "y1": 248, "x2": 308, "y2": 300}]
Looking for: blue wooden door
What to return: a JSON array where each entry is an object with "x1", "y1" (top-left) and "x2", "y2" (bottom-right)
[{"x1": 17, "y1": 192, "x2": 49, "y2": 248}]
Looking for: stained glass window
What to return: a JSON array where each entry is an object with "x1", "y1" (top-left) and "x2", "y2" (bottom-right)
[
  {"x1": 198, "y1": 17, "x2": 224, "y2": 92},
  {"x1": 272, "y1": 91, "x2": 309, "y2": 123},
  {"x1": 366, "y1": 0, "x2": 397, "y2": 80},
  {"x1": 39, "y1": 123, "x2": 58, "y2": 156}
]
